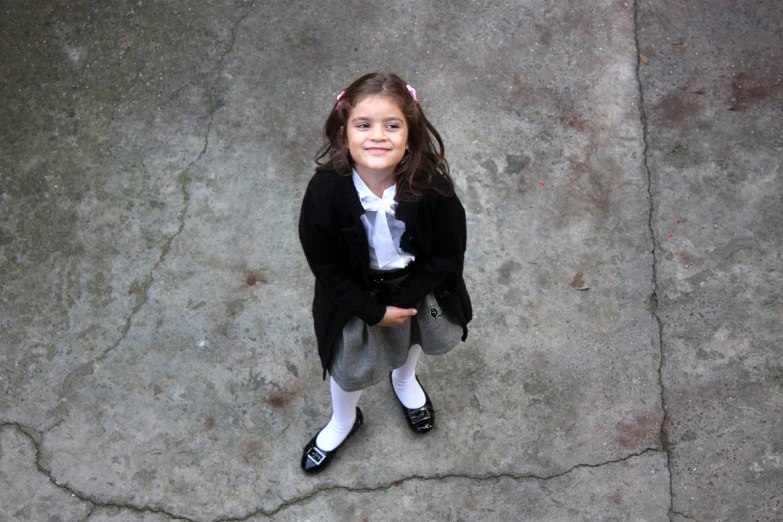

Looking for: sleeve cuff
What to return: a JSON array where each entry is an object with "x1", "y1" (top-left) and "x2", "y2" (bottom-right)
[{"x1": 361, "y1": 301, "x2": 387, "y2": 326}]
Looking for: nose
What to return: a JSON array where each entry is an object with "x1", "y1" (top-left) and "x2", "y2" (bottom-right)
[{"x1": 370, "y1": 124, "x2": 386, "y2": 140}]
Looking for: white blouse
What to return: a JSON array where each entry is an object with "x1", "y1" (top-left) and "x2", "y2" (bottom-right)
[{"x1": 352, "y1": 170, "x2": 416, "y2": 270}]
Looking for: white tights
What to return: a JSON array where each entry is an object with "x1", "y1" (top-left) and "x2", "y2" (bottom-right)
[
  {"x1": 390, "y1": 343, "x2": 426, "y2": 408},
  {"x1": 315, "y1": 377, "x2": 362, "y2": 451},
  {"x1": 316, "y1": 344, "x2": 426, "y2": 451}
]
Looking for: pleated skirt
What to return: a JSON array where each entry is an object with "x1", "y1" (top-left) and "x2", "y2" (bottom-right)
[{"x1": 328, "y1": 283, "x2": 462, "y2": 392}]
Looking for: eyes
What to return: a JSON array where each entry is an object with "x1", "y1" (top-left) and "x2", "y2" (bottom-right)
[{"x1": 354, "y1": 121, "x2": 403, "y2": 131}]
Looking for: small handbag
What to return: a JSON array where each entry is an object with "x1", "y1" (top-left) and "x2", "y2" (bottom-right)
[{"x1": 416, "y1": 292, "x2": 464, "y2": 355}]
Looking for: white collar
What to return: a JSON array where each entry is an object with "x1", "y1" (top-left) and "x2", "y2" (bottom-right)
[{"x1": 352, "y1": 169, "x2": 396, "y2": 202}]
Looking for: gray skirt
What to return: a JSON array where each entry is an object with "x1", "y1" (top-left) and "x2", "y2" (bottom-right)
[{"x1": 329, "y1": 291, "x2": 463, "y2": 392}]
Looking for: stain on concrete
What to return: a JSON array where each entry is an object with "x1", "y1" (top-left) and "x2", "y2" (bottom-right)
[
  {"x1": 188, "y1": 300, "x2": 207, "y2": 310},
  {"x1": 13, "y1": 200, "x2": 83, "y2": 265},
  {"x1": 711, "y1": 237, "x2": 753, "y2": 261},
  {"x1": 686, "y1": 269, "x2": 714, "y2": 287},
  {"x1": 534, "y1": 23, "x2": 553, "y2": 45},
  {"x1": 586, "y1": 159, "x2": 618, "y2": 215},
  {"x1": 265, "y1": 379, "x2": 302, "y2": 410},
  {"x1": 0, "y1": 227, "x2": 12, "y2": 246},
  {"x1": 679, "y1": 429, "x2": 698, "y2": 443},
  {"x1": 132, "y1": 467, "x2": 157, "y2": 486},
  {"x1": 559, "y1": 112, "x2": 587, "y2": 132},
  {"x1": 497, "y1": 259, "x2": 522, "y2": 285},
  {"x1": 241, "y1": 439, "x2": 266, "y2": 464},
  {"x1": 85, "y1": 270, "x2": 114, "y2": 308},
  {"x1": 729, "y1": 71, "x2": 783, "y2": 110},
  {"x1": 244, "y1": 271, "x2": 267, "y2": 287},
  {"x1": 504, "y1": 153, "x2": 530, "y2": 178},
  {"x1": 523, "y1": 379, "x2": 549, "y2": 397},
  {"x1": 676, "y1": 249, "x2": 698, "y2": 265},
  {"x1": 480, "y1": 158, "x2": 498, "y2": 178},
  {"x1": 696, "y1": 347, "x2": 724, "y2": 362},
  {"x1": 570, "y1": 272, "x2": 589, "y2": 290},
  {"x1": 652, "y1": 92, "x2": 700, "y2": 128},
  {"x1": 616, "y1": 412, "x2": 661, "y2": 450},
  {"x1": 225, "y1": 299, "x2": 245, "y2": 318},
  {"x1": 476, "y1": 153, "x2": 533, "y2": 198},
  {"x1": 266, "y1": 391, "x2": 296, "y2": 409},
  {"x1": 757, "y1": 193, "x2": 783, "y2": 243},
  {"x1": 60, "y1": 361, "x2": 95, "y2": 398},
  {"x1": 502, "y1": 287, "x2": 525, "y2": 307}
]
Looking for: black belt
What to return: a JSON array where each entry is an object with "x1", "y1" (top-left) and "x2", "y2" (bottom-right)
[{"x1": 368, "y1": 264, "x2": 414, "y2": 288}]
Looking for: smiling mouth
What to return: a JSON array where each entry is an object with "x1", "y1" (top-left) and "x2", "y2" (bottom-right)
[{"x1": 365, "y1": 148, "x2": 390, "y2": 154}]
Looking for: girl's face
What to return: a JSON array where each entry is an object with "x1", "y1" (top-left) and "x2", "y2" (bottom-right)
[{"x1": 344, "y1": 95, "x2": 409, "y2": 181}]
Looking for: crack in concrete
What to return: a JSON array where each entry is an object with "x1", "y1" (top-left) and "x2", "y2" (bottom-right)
[
  {"x1": 4, "y1": 4, "x2": 671, "y2": 522},
  {"x1": 43, "y1": 418, "x2": 65, "y2": 434},
  {"x1": 632, "y1": 1, "x2": 675, "y2": 521},
  {"x1": 0, "y1": 421, "x2": 43, "y2": 444},
  {"x1": 77, "y1": 509, "x2": 95, "y2": 522},
  {"x1": 90, "y1": 0, "x2": 257, "y2": 368},
  {"x1": 217, "y1": 448, "x2": 667, "y2": 521},
  {"x1": 42, "y1": 0, "x2": 265, "y2": 419},
  {"x1": 672, "y1": 510, "x2": 702, "y2": 522},
  {"x1": 1, "y1": 423, "x2": 96, "y2": 516},
  {"x1": 3, "y1": 419, "x2": 664, "y2": 522},
  {"x1": 9, "y1": 5, "x2": 259, "y2": 520},
  {"x1": 1, "y1": 423, "x2": 196, "y2": 522}
]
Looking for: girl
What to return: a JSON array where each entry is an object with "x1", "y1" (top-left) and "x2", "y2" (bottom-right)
[{"x1": 298, "y1": 73, "x2": 472, "y2": 473}]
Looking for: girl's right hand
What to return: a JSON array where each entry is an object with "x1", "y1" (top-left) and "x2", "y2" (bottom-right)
[{"x1": 378, "y1": 306, "x2": 417, "y2": 327}]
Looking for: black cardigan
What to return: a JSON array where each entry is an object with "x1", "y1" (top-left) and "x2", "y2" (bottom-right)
[{"x1": 298, "y1": 170, "x2": 472, "y2": 377}]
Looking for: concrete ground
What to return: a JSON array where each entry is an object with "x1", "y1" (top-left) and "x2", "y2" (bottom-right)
[{"x1": 1, "y1": 1, "x2": 780, "y2": 521}]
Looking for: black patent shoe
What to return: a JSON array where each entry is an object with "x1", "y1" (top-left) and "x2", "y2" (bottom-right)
[
  {"x1": 301, "y1": 407, "x2": 363, "y2": 474},
  {"x1": 389, "y1": 373, "x2": 435, "y2": 434}
]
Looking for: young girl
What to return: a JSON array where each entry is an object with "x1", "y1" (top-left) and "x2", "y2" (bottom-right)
[{"x1": 298, "y1": 73, "x2": 472, "y2": 473}]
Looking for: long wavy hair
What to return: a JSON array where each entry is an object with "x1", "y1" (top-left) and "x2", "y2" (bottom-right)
[{"x1": 315, "y1": 73, "x2": 454, "y2": 200}]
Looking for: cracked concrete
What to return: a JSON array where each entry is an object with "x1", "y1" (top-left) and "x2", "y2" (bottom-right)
[
  {"x1": 0, "y1": 0, "x2": 256, "y2": 433},
  {"x1": 5, "y1": 408, "x2": 667, "y2": 521},
  {"x1": 248, "y1": 449, "x2": 667, "y2": 519},
  {"x1": 3, "y1": 414, "x2": 667, "y2": 521},
  {"x1": 633, "y1": 1, "x2": 675, "y2": 517},
  {"x1": 245, "y1": 451, "x2": 670, "y2": 521},
  {"x1": 637, "y1": 0, "x2": 783, "y2": 520},
  {"x1": 1, "y1": 424, "x2": 92, "y2": 520},
  {"x1": 93, "y1": 0, "x2": 260, "y2": 369},
  {"x1": 671, "y1": 512, "x2": 701, "y2": 522},
  {"x1": 1, "y1": 0, "x2": 781, "y2": 520}
]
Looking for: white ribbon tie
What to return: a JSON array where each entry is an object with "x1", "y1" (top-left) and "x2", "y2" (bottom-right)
[{"x1": 360, "y1": 191, "x2": 399, "y2": 269}]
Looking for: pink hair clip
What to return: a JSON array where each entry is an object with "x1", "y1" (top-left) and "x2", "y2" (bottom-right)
[
  {"x1": 335, "y1": 90, "x2": 346, "y2": 110},
  {"x1": 406, "y1": 84, "x2": 418, "y2": 104}
]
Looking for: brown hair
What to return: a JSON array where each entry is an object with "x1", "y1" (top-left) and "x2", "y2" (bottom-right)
[{"x1": 315, "y1": 72, "x2": 454, "y2": 200}]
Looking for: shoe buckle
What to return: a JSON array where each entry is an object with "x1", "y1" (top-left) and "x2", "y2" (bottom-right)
[
  {"x1": 307, "y1": 446, "x2": 327, "y2": 465},
  {"x1": 409, "y1": 407, "x2": 431, "y2": 424}
]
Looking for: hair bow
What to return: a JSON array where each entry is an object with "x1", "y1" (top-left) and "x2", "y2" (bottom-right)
[{"x1": 406, "y1": 84, "x2": 418, "y2": 104}]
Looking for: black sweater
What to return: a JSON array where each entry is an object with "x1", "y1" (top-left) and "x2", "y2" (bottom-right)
[{"x1": 298, "y1": 170, "x2": 472, "y2": 377}]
